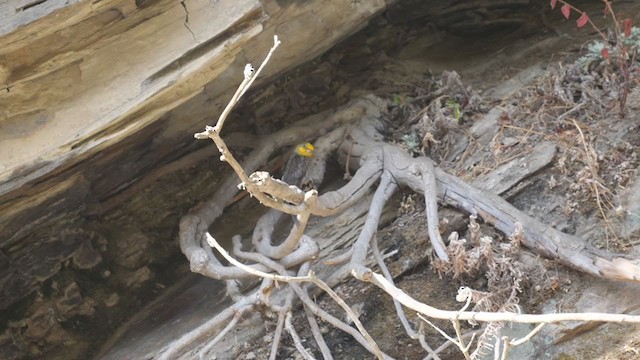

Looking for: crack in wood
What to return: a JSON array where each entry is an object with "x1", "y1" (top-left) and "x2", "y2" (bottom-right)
[
  {"x1": 180, "y1": 0, "x2": 196, "y2": 42},
  {"x1": 140, "y1": 6, "x2": 263, "y2": 88}
]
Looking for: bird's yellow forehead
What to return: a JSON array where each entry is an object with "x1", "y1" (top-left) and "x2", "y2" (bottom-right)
[{"x1": 296, "y1": 142, "x2": 315, "y2": 158}]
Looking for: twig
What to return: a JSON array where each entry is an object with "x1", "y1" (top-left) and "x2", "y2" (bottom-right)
[
  {"x1": 237, "y1": 36, "x2": 282, "y2": 105},
  {"x1": 423, "y1": 329, "x2": 481, "y2": 360},
  {"x1": 371, "y1": 233, "x2": 418, "y2": 338},
  {"x1": 270, "y1": 290, "x2": 294, "y2": 360},
  {"x1": 354, "y1": 266, "x2": 640, "y2": 324},
  {"x1": 419, "y1": 315, "x2": 460, "y2": 349},
  {"x1": 418, "y1": 330, "x2": 442, "y2": 360},
  {"x1": 285, "y1": 312, "x2": 315, "y2": 360},
  {"x1": 198, "y1": 309, "x2": 246, "y2": 360},
  {"x1": 193, "y1": 36, "x2": 308, "y2": 217},
  {"x1": 207, "y1": 233, "x2": 383, "y2": 359},
  {"x1": 307, "y1": 271, "x2": 384, "y2": 360},
  {"x1": 304, "y1": 302, "x2": 333, "y2": 360},
  {"x1": 158, "y1": 289, "x2": 260, "y2": 360},
  {"x1": 299, "y1": 262, "x2": 334, "y2": 360},
  {"x1": 214, "y1": 36, "x2": 281, "y2": 133},
  {"x1": 451, "y1": 318, "x2": 473, "y2": 360},
  {"x1": 207, "y1": 233, "x2": 309, "y2": 283},
  {"x1": 289, "y1": 283, "x2": 393, "y2": 360},
  {"x1": 509, "y1": 322, "x2": 546, "y2": 347},
  {"x1": 418, "y1": 293, "x2": 475, "y2": 360}
]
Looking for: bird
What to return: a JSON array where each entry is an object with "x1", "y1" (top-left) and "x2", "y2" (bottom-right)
[
  {"x1": 227, "y1": 143, "x2": 315, "y2": 207},
  {"x1": 281, "y1": 142, "x2": 314, "y2": 187}
]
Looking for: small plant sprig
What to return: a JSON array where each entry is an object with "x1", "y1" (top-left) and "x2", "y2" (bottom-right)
[{"x1": 550, "y1": 0, "x2": 638, "y2": 116}]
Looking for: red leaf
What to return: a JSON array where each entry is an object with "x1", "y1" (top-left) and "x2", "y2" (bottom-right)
[
  {"x1": 624, "y1": 18, "x2": 632, "y2": 37},
  {"x1": 603, "y1": 4, "x2": 610, "y2": 16},
  {"x1": 561, "y1": 4, "x2": 571, "y2": 19},
  {"x1": 601, "y1": 47, "x2": 609, "y2": 59},
  {"x1": 550, "y1": 0, "x2": 557, "y2": 10},
  {"x1": 576, "y1": 12, "x2": 589, "y2": 28}
]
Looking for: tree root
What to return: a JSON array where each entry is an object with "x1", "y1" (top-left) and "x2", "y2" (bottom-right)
[{"x1": 167, "y1": 37, "x2": 640, "y2": 359}]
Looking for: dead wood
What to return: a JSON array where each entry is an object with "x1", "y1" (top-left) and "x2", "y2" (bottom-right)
[
  {"x1": 173, "y1": 93, "x2": 640, "y2": 359},
  {"x1": 171, "y1": 40, "x2": 640, "y2": 359},
  {"x1": 331, "y1": 100, "x2": 640, "y2": 281}
]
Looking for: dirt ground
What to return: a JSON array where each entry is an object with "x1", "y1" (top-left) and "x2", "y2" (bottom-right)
[{"x1": 95, "y1": 2, "x2": 640, "y2": 360}]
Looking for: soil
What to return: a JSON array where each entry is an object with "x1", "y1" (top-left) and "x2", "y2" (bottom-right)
[{"x1": 84, "y1": 1, "x2": 640, "y2": 359}]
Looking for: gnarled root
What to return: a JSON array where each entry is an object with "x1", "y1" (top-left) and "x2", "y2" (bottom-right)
[{"x1": 170, "y1": 38, "x2": 640, "y2": 359}]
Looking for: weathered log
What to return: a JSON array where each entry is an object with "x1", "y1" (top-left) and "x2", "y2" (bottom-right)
[{"x1": 0, "y1": 0, "x2": 394, "y2": 311}]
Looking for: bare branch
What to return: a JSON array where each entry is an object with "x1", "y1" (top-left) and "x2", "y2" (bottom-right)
[
  {"x1": 198, "y1": 309, "x2": 246, "y2": 360},
  {"x1": 213, "y1": 36, "x2": 281, "y2": 133},
  {"x1": 285, "y1": 312, "x2": 315, "y2": 360},
  {"x1": 372, "y1": 233, "x2": 418, "y2": 339},
  {"x1": 354, "y1": 266, "x2": 640, "y2": 324}
]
